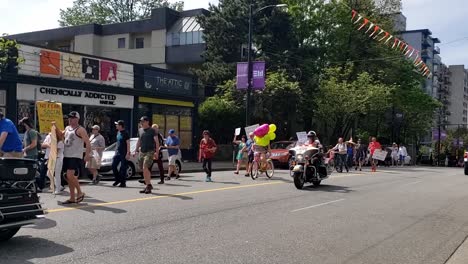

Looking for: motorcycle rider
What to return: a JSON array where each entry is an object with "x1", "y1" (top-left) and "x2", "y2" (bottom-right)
[{"x1": 305, "y1": 131, "x2": 322, "y2": 148}]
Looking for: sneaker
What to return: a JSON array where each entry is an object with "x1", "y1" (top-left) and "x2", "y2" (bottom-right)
[
  {"x1": 166, "y1": 176, "x2": 171, "y2": 181},
  {"x1": 53, "y1": 191, "x2": 63, "y2": 195},
  {"x1": 59, "y1": 186, "x2": 66, "y2": 192},
  {"x1": 112, "y1": 181, "x2": 120, "y2": 187},
  {"x1": 96, "y1": 175, "x2": 101, "y2": 184},
  {"x1": 175, "y1": 174, "x2": 180, "y2": 179},
  {"x1": 205, "y1": 177, "x2": 212, "y2": 182},
  {"x1": 157, "y1": 181, "x2": 164, "y2": 184},
  {"x1": 92, "y1": 179, "x2": 97, "y2": 185},
  {"x1": 138, "y1": 179, "x2": 145, "y2": 184},
  {"x1": 245, "y1": 174, "x2": 250, "y2": 177},
  {"x1": 118, "y1": 183, "x2": 127, "y2": 188}
]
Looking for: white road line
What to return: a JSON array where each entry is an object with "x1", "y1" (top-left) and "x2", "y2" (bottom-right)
[
  {"x1": 291, "y1": 199, "x2": 346, "y2": 213},
  {"x1": 402, "y1": 181, "x2": 422, "y2": 186}
]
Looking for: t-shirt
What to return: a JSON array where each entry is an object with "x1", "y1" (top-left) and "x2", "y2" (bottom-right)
[
  {"x1": 369, "y1": 142, "x2": 381, "y2": 155},
  {"x1": 200, "y1": 138, "x2": 217, "y2": 159},
  {"x1": 166, "y1": 136, "x2": 180, "y2": 156},
  {"x1": 24, "y1": 129, "x2": 39, "y2": 158},
  {"x1": 140, "y1": 128, "x2": 156, "y2": 153},
  {"x1": 116, "y1": 130, "x2": 130, "y2": 156},
  {"x1": 246, "y1": 139, "x2": 254, "y2": 155},
  {"x1": 0, "y1": 118, "x2": 22, "y2": 153},
  {"x1": 90, "y1": 133, "x2": 106, "y2": 157}
]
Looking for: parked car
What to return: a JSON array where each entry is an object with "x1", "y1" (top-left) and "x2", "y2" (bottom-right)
[
  {"x1": 270, "y1": 141, "x2": 296, "y2": 168},
  {"x1": 98, "y1": 138, "x2": 182, "y2": 179}
]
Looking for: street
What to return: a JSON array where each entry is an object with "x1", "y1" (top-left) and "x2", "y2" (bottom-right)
[{"x1": 1, "y1": 167, "x2": 468, "y2": 264}]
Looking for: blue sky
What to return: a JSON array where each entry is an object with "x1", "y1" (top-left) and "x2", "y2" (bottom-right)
[{"x1": 0, "y1": 0, "x2": 466, "y2": 66}]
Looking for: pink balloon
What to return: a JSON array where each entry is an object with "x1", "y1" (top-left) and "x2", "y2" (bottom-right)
[{"x1": 254, "y1": 124, "x2": 270, "y2": 137}]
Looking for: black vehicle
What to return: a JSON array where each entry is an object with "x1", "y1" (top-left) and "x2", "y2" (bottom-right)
[
  {"x1": 0, "y1": 158, "x2": 46, "y2": 242},
  {"x1": 289, "y1": 145, "x2": 333, "y2": 189}
]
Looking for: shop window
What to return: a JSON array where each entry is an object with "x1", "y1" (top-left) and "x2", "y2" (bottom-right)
[
  {"x1": 136, "y1": 37, "x2": 144, "y2": 49},
  {"x1": 118, "y1": 38, "x2": 126, "y2": 49}
]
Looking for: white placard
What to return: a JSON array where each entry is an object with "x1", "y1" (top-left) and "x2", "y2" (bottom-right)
[
  {"x1": 244, "y1": 124, "x2": 259, "y2": 136},
  {"x1": 17, "y1": 83, "x2": 134, "y2": 109},
  {"x1": 234, "y1": 128, "x2": 241, "y2": 136},
  {"x1": 372, "y1": 149, "x2": 387, "y2": 161},
  {"x1": 296, "y1": 131, "x2": 307, "y2": 145}
]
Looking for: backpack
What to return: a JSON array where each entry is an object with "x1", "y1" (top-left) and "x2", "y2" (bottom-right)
[{"x1": 157, "y1": 132, "x2": 164, "y2": 147}]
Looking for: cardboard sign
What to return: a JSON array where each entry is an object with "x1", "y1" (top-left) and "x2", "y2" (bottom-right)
[
  {"x1": 36, "y1": 101, "x2": 64, "y2": 133},
  {"x1": 244, "y1": 124, "x2": 259, "y2": 136},
  {"x1": 372, "y1": 149, "x2": 387, "y2": 161},
  {"x1": 235, "y1": 128, "x2": 241, "y2": 136},
  {"x1": 296, "y1": 131, "x2": 307, "y2": 145}
]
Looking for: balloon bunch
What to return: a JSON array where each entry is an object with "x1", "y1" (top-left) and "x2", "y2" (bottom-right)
[{"x1": 253, "y1": 124, "x2": 277, "y2": 146}]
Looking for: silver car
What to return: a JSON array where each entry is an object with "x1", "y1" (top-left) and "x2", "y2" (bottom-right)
[{"x1": 98, "y1": 138, "x2": 182, "y2": 179}]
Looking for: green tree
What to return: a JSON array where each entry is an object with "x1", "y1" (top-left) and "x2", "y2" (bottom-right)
[
  {"x1": 0, "y1": 38, "x2": 23, "y2": 75},
  {"x1": 196, "y1": 0, "x2": 296, "y2": 92},
  {"x1": 59, "y1": 0, "x2": 184, "y2": 26}
]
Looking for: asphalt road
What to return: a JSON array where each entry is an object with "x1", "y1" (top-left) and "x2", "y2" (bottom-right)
[{"x1": 1, "y1": 166, "x2": 468, "y2": 264}]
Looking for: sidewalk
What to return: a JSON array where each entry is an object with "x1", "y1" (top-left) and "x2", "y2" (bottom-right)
[
  {"x1": 180, "y1": 161, "x2": 237, "y2": 173},
  {"x1": 446, "y1": 237, "x2": 468, "y2": 264}
]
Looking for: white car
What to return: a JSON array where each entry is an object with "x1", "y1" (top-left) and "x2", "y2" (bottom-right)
[{"x1": 98, "y1": 138, "x2": 182, "y2": 179}]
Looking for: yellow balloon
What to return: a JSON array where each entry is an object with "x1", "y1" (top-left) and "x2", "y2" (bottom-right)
[
  {"x1": 268, "y1": 132, "x2": 276, "y2": 141},
  {"x1": 269, "y1": 124, "x2": 277, "y2": 133}
]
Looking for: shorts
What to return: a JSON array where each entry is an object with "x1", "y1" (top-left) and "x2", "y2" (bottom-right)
[
  {"x1": 400, "y1": 155, "x2": 406, "y2": 162},
  {"x1": 85, "y1": 156, "x2": 101, "y2": 169},
  {"x1": 63, "y1": 158, "x2": 82, "y2": 174},
  {"x1": 139, "y1": 151, "x2": 154, "y2": 169},
  {"x1": 248, "y1": 153, "x2": 254, "y2": 163},
  {"x1": 253, "y1": 145, "x2": 268, "y2": 154},
  {"x1": 168, "y1": 155, "x2": 177, "y2": 166}
]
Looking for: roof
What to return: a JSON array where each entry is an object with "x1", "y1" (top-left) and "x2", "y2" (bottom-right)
[{"x1": 8, "y1": 7, "x2": 209, "y2": 43}]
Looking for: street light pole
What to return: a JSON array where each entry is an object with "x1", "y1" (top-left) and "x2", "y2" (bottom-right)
[{"x1": 245, "y1": 3, "x2": 253, "y2": 127}]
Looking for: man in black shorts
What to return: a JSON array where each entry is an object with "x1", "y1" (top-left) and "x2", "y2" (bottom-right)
[{"x1": 246, "y1": 132, "x2": 255, "y2": 177}]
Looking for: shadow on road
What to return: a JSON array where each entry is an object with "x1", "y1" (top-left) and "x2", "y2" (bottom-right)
[
  {"x1": 24, "y1": 218, "x2": 57, "y2": 230},
  {"x1": 178, "y1": 178, "x2": 241, "y2": 185},
  {"x1": 56, "y1": 197, "x2": 127, "y2": 214},
  {"x1": 0, "y1": 236, "x2": 73, "y2": 264},
  {"x1": 302, "y1": 184, "x2": 353, "y2": 193}
]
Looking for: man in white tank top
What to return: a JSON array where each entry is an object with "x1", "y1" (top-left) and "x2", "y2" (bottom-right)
[{"x1": 62, "y1": 111, "x2": 91, "y2": 204}]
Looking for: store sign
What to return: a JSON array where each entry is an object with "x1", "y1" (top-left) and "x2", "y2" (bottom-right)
[
  {"x1": 18, "y1": 45, "x2": 134, "y2": 89},
  {"x1": 143, "y1": 68, "x2": 194, "y2": 96},
  {"x1": 17, "y1": 84, "x2": 134, "y2": 109}
]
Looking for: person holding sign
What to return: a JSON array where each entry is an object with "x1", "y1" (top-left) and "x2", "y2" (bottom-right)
[
  {"x1": 233, "y1": 134, "x2": 247, "y2": 175},
  {"x1": 368, "y1": 137, "x2": 382, "y2": 172}
]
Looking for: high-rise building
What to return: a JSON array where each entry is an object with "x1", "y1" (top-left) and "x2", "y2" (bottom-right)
[{"x1": 446, "y1": 65, "x2": 468, "y2": 127}]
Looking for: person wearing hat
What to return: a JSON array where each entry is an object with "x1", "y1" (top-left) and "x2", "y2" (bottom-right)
[
  {"x1": 112, "y1": 120, "x2": 130, "y2": 188},
  {"x1": 19, "y1": 117, "x2": 39, "y2": 160},
  {"x1": 199, "y1": 130, "x2": 217, "y2": 182},
  {"x1": 346, "y1": 138, "x2": 356, "y2": 169},
  {"x1": 134, "y1": 116, "x2": 157, "y2": 194},
  {"x1": 87, "y1": 125, "x2": 106, "y2": 184},
  {"x1": 62, "y1": 111, "x2": 91, "y2": 204},
  {"x1": 166, "y1": 128, "x2": 181, "y2": 180}
]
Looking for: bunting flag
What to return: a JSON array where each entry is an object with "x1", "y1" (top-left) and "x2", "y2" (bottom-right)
[{"x1": 351, "y1": 9, "x2": 432, "y2": 78}]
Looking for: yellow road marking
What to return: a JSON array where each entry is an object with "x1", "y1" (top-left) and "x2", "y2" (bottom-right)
[{"x1": 46, "y1": 181, "x2": 284, "y2": 213}]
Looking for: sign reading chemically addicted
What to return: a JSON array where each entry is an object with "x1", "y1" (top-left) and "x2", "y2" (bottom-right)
[
  {"x1": 18, "y1": 45, "x2": 134, "y2": 88},
  {"x1": 17, "y1": 84, "x2": 134, "y2": 109}
]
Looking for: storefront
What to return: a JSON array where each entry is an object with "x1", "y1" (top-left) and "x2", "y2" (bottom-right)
[
  {"x1": 11, "y1": 44, "x2": 135, "y2": 145},
  {"x1": 16, "y1": 84, "x2": 134, "y2": 144},
  {"x1": 136, "y1": 66, "x2": 199, "y2": 158}
]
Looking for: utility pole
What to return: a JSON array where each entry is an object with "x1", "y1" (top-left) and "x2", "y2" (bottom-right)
[{"x1": 245, "y1": 2, "x2": 253, "y2": 127}]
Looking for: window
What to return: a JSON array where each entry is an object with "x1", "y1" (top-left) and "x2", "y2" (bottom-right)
[
  {"x1": 180, "y1": 32, "x2": 187, "y2": 45},
  {"x1": 118, "y1": 38, "x2": 126, "y2": 49},
  {"x1": 172, "y1": 33, "x2": 180, "y2": 46},
  {"x1": 135, "y1": 37, "x2": 144, "y2": 49},
  {"x1": 186, "y1": 32, "x2": 193, "y2": 45}
]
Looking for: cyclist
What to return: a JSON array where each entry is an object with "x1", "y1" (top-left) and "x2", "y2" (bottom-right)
[{"x1": 252, "y1": 138, "x2": 271, "y2": 171}]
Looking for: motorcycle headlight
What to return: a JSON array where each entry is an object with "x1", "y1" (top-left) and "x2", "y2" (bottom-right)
[{"x1": 296, "y1": 155, "x2": 304, "y2": 162}]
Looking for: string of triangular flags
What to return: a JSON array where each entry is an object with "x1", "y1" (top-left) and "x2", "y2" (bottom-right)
[{"x1": 351, "y1": 10, "x2": 432, "y2": 79}]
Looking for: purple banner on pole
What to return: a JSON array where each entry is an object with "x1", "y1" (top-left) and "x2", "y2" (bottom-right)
[
  {"x1": 252, "y1": 61, "x2": 266, "y2": 90},
  {"x1": 432, "y1": 129, "x2": 447, "y2": 141},
  {"x1": 236, "y1": 63, "x2": 248, "y2": 89},
  {"x1": 236, "y1": 61, "x2": 266, "y2": 90},
  {"x1": 453, "y1": 139, "x2": 464, "y2": 147}
]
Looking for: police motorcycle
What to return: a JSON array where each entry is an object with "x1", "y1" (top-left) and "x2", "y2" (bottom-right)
[{"x1": 289, "y1": 132, "x2": 333, "y2": 189}]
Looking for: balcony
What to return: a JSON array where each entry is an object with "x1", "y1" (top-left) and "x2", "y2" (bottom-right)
[
  {"x1": 422, "y1": 38, "x2": 431, "y2": 48},
  {"x1": 421, "y1": 49, "x2": 431, "y2": 59},
  {"x1": 434, "y1": 46, "x2": 440, "y2": 54}
]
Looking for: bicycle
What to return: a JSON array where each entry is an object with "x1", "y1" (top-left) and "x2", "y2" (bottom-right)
[{"x1": 250, "y1": 152, "x2": 274, "y2": 180}]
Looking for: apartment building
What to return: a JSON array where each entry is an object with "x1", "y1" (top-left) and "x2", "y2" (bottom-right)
[
  {"x1": 9, "y1": 7, "x2": 208, "y2": 73},
  {"x1": 447, "y1": 65, "x2": 468, "y2": 127},
  {"x1": 400, "y1": 29, "x2": 441, "y2": 98}
]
